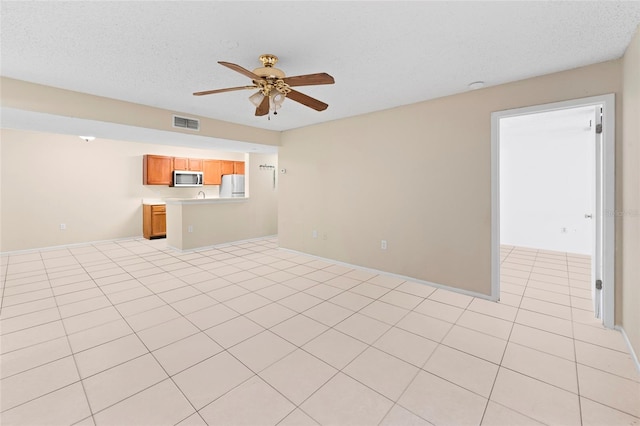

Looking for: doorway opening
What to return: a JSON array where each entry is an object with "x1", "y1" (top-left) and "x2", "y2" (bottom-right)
[{"x1": 491, "y1": 94, "x2": 615, "y2": 328}]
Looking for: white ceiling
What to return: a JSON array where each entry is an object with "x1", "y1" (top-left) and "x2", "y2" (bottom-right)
[{"x1": 1, "y1": 1, "x2": 639, "y2": 135}]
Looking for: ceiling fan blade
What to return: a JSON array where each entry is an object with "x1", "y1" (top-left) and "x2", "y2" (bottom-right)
[
  {"x1": 255, "y1": 95, "x2": 270, "y2": 116},
  {"x1": 219, "y1": 61, "x2": 262, "y2": 80},
  {"x1": 283, "y1": 73, "x2": 335, "y2": 87},
  {"x1": 193, "y1": 86, "x2": 256, "y2": 96},
  {"x1": 286, "y1": 89, "x2": 329, "y2": 111}
]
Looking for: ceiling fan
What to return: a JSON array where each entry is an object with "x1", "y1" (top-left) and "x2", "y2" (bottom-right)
[{"x1": 193, "y1": 54, "x2": 335, "y2": 117}]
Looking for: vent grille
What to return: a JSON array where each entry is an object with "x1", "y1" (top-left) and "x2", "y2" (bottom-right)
[{"x1": 173, "y1": 115, "x2": 200, "y2": 131}]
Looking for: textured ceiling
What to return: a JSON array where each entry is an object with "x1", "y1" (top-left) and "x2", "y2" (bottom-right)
[{"x1": 1, "y1": 1, "x2": 639, "y2": 133}]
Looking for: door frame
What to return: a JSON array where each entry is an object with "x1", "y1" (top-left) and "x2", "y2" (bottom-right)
[{"x1": 491, "y1": 94, "x2": 615, "y2": 328}]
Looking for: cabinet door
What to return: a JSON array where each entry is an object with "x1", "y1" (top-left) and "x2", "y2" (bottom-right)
[
  {"x1": 151, "y1": 211, "x2": 166, "y2": 236},
  {"x1": 143, "y1": 204, "x2": 166, "y2": 238},
  {"x1": 233, "y1": 161, "x2": 245, "y2": 175},
  {"x1": 144, "y1": 155, "x2": 173, "y2": 185},
  {"x1": 221, "y1": 160, "x2": 235, "y2": 175},
  {"x1": 173, "y1": 157, "x2": 188, "y2": 170},
  {"x1": 203, "y1": 160, "x2": 222, "y2": 185},
  {"x1": 188, "y1": 158, "x2": 203, "y2": 171}
]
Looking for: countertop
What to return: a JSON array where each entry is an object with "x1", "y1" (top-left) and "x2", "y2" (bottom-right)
[
  {"x1": 142, "y1": 197, "x2": 248, "y2": 205},
  {"x1": 165, "y1": 197, "x2": 248, "y2": 205},
  {"x1": 141, "y1": 199, "x2": 166, "y2": 205}
]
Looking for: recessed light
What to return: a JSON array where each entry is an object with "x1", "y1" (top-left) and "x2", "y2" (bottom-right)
[{"x1": 468, "y1": 81, "x2": 485, "y2": 90}]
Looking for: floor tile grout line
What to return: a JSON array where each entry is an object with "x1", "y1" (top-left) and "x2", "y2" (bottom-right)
[
  {"x1": 0, "y1": 335, "x2": 85, "y2": 381},
  {"x1": 87, "y1": 239, "x2": 329, "y2": 422},
  {"x1": 498, "y1": 247, "x2": 632, "y2": 422},
  {"x1": 479, "y1": 246, "x2": 536, "y2": 425},
  {"x1": 213, "y1": 273, "x2": 415, "y2": 422},
  {"x1": 376, "y1": 301, "x2": 461, "y2": 425},
  {"x1": 568, "y1": 267, "x2": 586, "y2": 425},
  {"x1": 69, "y1": 239, "x2": 214, "y2": 421},
  {"x1": 3, "y1": 239, "x2": 636, "y2": 425},
  {"x1": 40, "y1": 249, "x2": 98, "y2": 426}
]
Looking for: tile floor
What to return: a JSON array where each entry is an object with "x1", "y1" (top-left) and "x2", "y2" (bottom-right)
[{"x1": 1, "y1": 238, "x2": 638, "y2": 425}]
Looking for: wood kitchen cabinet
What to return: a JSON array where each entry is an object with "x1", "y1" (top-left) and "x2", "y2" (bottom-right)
[
  {"x1": 203, "y1": 159, "x2": 222, "y2": 185},
  {"x1": 234, "y1": 161, "x2": 245, "y2": 175},
  {"x1": 173, "y1": 157, "x2": 203, "y2": 171},
  {"x1": 221, "y1": 160, "x2": 245, "y2": 175},
  {"x1": 144, "y1": 154, "x2": 242, "y2": 186},
  {"x1": 143, "y1": 204, "x2": 166, "y2": 239},
  {"x1": 143, "y1": 155, "x2": 173, "y2": 185},
  {"x1": 220, "y1": 160, "x2": 235, "y2": 176}
]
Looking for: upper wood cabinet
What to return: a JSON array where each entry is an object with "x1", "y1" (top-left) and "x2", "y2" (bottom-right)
[
  {"x1": 144, "y1": 154, "x2": 243, "y2": 185},
  {"x1": 203, "y1": 160, "x2": 222, "y2": 185},
  {"x1": 221, "y1": 160, "x2": 235, "y2": 176},
  {"x1": 143, "y1": 155, "x2": 173, "y2": 185},
  {"x1": 189, "y1": 159, "x2": 203, "y2": 171},
  {"x1": 173, "y1": 157, "x2": 203, "y2": 171},
  {"x1": 221, "y1": 160, "x2": 245, "y2": 175}
]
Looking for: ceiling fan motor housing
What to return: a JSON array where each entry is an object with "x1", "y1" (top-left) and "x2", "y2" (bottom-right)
[{"x1": 253, "y1": 54, "x2": 286, "y2": 79}]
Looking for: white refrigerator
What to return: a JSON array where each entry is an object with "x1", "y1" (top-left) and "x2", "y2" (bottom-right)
[{"x1": 220, "y1": 174, "x2": 245, "y2": 198}]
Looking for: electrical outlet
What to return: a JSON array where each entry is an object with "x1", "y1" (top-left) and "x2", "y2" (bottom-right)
[
  {"x1": 560, "y1": 227, "x2": 568, "y2": 233},
  {"x1": 60, "y1": 223, "x2": 66, "y2": 230},
  {"x1": 381, "y1": 240, "x2": 387, "y2": 250},
  {"x1": 312, "y1": 230, "x2": 318, "y2": 239},
  {"x1": 188, "y1": 225, "x2": 193, "y2": 233}
]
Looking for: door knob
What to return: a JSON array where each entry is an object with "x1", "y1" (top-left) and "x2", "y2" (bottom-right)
[{"x1": 585, "y1": 214, "x2": 593, "y2": 219}]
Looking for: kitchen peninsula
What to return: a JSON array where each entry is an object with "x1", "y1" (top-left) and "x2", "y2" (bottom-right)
[
  {"x1": 165, "y1": 197, "x2": 261, "y2": 251},
  {"x1": 142, "y1": 151, "x2": 278, "y2": 251}
]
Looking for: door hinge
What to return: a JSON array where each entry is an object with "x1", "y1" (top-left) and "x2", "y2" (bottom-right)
[
  {"x1": 596, "y1": 107, "x2": 603, "y2": 134},
  {"x1": 596, "y1": 279, "x2": 603, "y2": 290}
]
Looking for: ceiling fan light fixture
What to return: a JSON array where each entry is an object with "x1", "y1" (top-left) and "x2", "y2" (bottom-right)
[
  {"x1": 270, "y1": 92, "x2": 286, "y2": 112},
  {"x1": 249, "y1": 91, "x2": 264, "y2": 107}
]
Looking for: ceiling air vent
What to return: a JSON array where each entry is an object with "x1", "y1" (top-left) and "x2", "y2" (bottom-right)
[{"x1": 173, "y1": 115, "x2": 200, "y2": 131}]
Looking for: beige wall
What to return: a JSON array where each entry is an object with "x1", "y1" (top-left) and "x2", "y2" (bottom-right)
[
  {"x1": 279, "y1": 60, "x2": 622, "y2": 298},
  {"x1": 0, "y1": 129, "x2": 276, "y2": 251},
  {"x1": 621, "y1": 26, "x2": 640, "y2": 361}
]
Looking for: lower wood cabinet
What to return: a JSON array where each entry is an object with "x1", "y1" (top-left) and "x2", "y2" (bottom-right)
[{"x1": 143, "y1": 204, "x2": 166, "y2": 239}]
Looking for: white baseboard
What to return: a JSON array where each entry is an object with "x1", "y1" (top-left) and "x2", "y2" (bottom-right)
[{"x1": 616, "y1": 325, "x2": 640, "y2": 373}]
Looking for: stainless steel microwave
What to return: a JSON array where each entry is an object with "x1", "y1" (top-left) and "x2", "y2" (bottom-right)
[{"x1": 173, "y1": 170, "x2": 203, "y2": 187}]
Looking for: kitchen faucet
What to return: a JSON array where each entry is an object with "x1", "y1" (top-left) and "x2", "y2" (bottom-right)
[{"x1": 197, "y1": 191, "x2": 206, "y2": 199}]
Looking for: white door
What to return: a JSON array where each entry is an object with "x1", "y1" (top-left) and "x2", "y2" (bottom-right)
[
  {"x1": 491, "y1": 94, "x2": 615, "y2": 328},
  {"x1": 590, "y1": 106, "x2": 605, "y2": 318}
]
